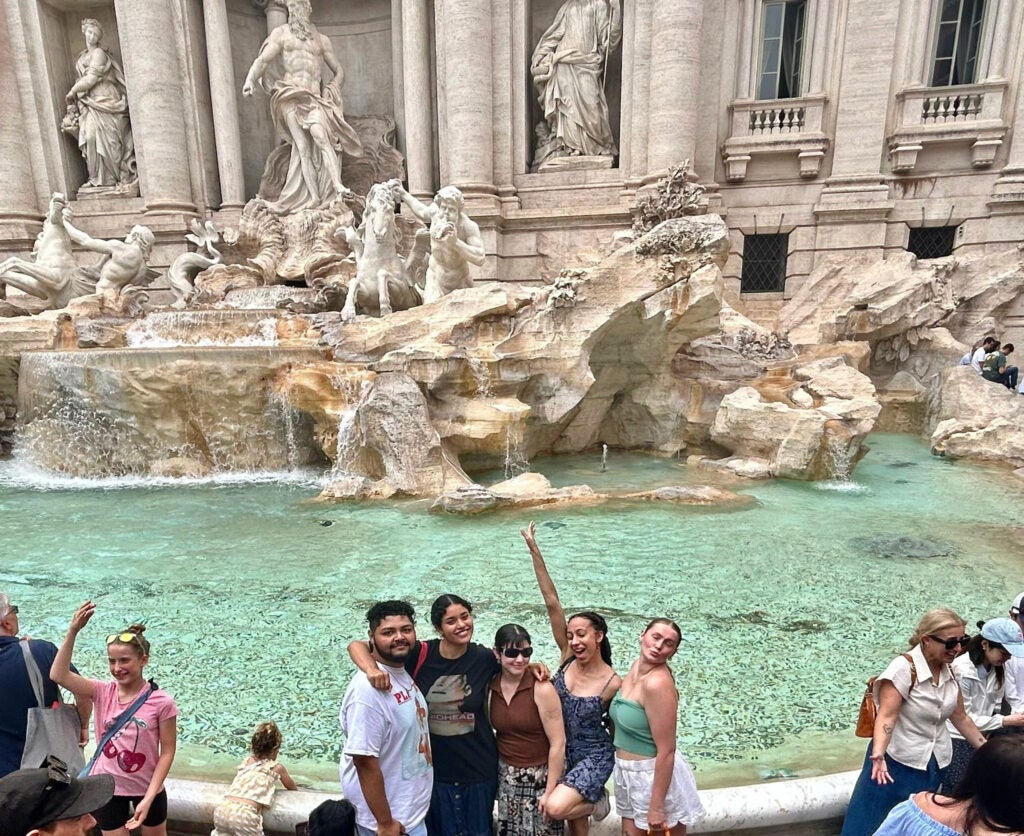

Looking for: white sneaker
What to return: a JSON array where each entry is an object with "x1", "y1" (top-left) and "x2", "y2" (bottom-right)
[{"x1": 592, "y1": 790, "x2": 610, "y2": 822}]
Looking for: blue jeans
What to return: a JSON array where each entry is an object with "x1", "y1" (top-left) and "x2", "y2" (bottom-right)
[
  {"x1": 426, "y1": 780, "x2": 497, "y2": 836},
  {"x1": 358, "y1": 823, "x2": 427, "y2": 836},
  {"x1": 998, "y1": 366, "x2": 1019, "y2": 389},
  {"x1": 839, "y1": 748, "x2": 946, "y2": 836}
]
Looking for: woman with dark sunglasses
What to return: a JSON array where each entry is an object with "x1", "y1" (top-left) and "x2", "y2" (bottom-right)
[
  {"x1": 840, "y1": 609, "x2": 987, "y2": 836},
  {"x1": 490, "y1": 624, "x2": 566, "y2": 836},
  {"x1": 943, "y1": 618, "x2": 1024, "y2": 790},
  {"x1": 50, "y1": 601, "x2": 178, "y2": 836}
]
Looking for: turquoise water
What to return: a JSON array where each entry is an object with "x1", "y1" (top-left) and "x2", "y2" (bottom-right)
[{"x1": 1, "y1": 433, "x2": 1022, "y2": 789}]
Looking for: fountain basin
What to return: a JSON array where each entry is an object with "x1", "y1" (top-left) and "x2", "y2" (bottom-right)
[{"x1": 163, "y1": 772, "x2": 857, "y2": 835}]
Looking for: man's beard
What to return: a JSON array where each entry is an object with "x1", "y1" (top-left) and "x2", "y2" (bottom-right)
[
  {"x1": 374, "y1": 642, "x2": 412, "y2": 666},
  {"x1": 287, "y1": 5, "x2": 312, "y2": 39}
]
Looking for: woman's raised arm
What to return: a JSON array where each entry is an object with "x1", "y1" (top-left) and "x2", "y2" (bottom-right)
[{"x1": 520, "y1": 522, "x2": 569, "y2": 660}]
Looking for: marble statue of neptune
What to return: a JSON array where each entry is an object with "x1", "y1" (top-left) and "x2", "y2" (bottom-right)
[
  {"x1": 530, "y1": 0, "x2": 622, "y2": 167},
  {"x1": 63, "y1": 18, "x2": 137, "y2": 192},
  {"x1": 242, "y1": 0, "x2": 363, "y2": 214}
]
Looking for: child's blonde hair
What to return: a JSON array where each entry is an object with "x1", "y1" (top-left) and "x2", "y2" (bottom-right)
[{"x1": 251, "y1": 721, "x2": 283, "y2": 759}]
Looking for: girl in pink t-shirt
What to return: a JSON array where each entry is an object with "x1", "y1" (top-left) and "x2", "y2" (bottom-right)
[{"x1": 51, "y1": 601, "x2": 179, "y2": 836}]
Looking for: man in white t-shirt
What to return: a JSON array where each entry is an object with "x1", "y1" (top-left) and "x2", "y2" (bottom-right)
[
  {"x1": 340, "y1": 601, "x2": 432, "y2": 836},
  {"x1": 961, "y1": 335, "x2": 998, "y2": 373}
]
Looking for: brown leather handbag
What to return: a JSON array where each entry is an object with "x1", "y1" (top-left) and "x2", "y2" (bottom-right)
[{"x1": 856, "y1": 652, "x2": 916, "y2": 738}]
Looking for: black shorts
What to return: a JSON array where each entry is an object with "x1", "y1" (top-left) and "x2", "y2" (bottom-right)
[{"x1": 93, "y1": 789, "x2": 168, "y2": 831}]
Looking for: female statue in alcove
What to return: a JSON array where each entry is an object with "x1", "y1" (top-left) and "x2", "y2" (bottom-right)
[
  {"x1": 530, "y1": 0, "x2": 622, "y2": 170},
  {"x1": 62, "y1": 18, "x2": 137, "y2": 194}
]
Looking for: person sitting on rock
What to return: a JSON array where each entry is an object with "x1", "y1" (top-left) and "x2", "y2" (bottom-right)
[
  {"x1": 981, "y1": 343, "x2": 1018, "y2": 390},
  {"x1": 959, "y1": 336, "x2": 998, "y2": 373}
]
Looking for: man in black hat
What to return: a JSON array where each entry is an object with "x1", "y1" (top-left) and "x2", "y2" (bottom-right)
[{"x1": 0, "y1": 756, "x2": 114, "y2": 836}]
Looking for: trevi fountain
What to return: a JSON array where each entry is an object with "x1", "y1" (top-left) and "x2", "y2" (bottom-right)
[{"x1": 2, "y1": 1, "x2": 1024, "y2": 834}]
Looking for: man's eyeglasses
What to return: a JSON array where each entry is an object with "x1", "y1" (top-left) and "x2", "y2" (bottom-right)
[
  {"x1": 928, "y1": 634, "x2": 971, "y2": 651},
  {"x1": 3, "y1": 605, "x2": 17, "y2": 617},
  {"x1": 501, "y1": 646, "x2": 534, "y2": 659}
]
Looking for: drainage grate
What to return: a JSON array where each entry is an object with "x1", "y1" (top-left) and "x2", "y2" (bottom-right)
[{"x1": 741, "y1": 233, "x2": 789, "y2": 293}]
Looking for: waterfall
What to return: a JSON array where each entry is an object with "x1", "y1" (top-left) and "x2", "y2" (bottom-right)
[
  {"x1": 332, "y1": 377, "x2": 374, "y2": 476},
  {"x1": 503, "y1": 423, "x2": 529, "y2": 479},
  {"x1": 825, "y1": 437, "x2": 852, "y2": 481},
  {"x1": 466, "y1": 356, "x2": 492, "y2": 397}
]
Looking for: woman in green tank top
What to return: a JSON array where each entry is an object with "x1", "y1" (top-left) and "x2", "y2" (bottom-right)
[{"x1": 610, "y1": 619, "x2": 704, "y2": 835}]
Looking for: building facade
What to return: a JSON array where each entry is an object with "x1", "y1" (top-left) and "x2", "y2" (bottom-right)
[{"x1": 1, "y1": 0, "x2": 1022, "y2": 320}]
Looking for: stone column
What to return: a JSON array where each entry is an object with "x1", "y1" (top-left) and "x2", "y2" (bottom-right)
[
  {"x1": 436, "y1": 0, "x2": 495, "y2": 202},
  {"x1": 114, "y1": 0, "x2": 196, "y2": 216},
  {"x1": 984, "y1": 0, "x2": 1016, "y2": 80},
  {"x1": 989, "y1": 0, "x2": 1024, "y2": 221},
  {"x1": 252, "y1": 0, "x2": 287, "y2": 34},
  {"x1": 204, "y1": 0, "x2": 246, "y2": 209},
  {"x1": 644, "y1": 0, "x2": 705, "y2": 182},
  {"x1": 807, "y1": 0, "x2": 833, "y2": 93},
  {"x1": 0, "y1": 9, "x2": 40, "y2": 231},
  {"x1": 813, "y1": 1, "x2": 900, "y2": 250},
  {"x1": 402, "y1": 0, "x2": 435, "y2": 200}
]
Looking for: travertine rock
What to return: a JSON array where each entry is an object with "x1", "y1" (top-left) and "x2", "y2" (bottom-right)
[{"x1": 709, "y1": 355, "x2": 880, "y2": 480}]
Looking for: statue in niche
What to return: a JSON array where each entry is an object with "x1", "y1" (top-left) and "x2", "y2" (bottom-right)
[
  {"x1": 391, "y1": 183, "x2": 486, "y2": 304},
  {"x1": 61, "y1": 18, "x2": 137, "y2": 196},
  {"x1": 242, "y1": 0, "x2": 363, "y2": 215},
  {"x1": 530, "y1": 0, "x2": 622, "y2": 171}
]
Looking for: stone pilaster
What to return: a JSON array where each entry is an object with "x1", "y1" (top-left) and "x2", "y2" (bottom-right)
[
  {"x1": 0, "y1": 9, "x2": 40, "y2": 235},
  {"x1": 114, "y1": 0, "x2": 196, "y2": 217},
  {"x1": 204, "y1": 0, "x2": 246, "y2": 209},
  {"x1": 813, "y1": 0, "x2": 898, "y2": 244},
  {"x1": 644, "y1": 0, "x2": 704, "y2": 182},
  {"x1": 436, "y1": 0, "x2": 496, "y2": 206},
  {"x1": 402, "y1": 0, "x2": 435, "y2": 200}
]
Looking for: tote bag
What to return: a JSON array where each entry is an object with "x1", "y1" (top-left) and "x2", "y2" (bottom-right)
[{"x1": 18, "y1": 640, "x2": 86, "y2": 774}]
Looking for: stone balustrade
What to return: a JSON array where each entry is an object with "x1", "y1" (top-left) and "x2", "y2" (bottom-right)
[
  {"x1": 888, "y1": 80, "x2": 1009, "y2": 173},
  {"x1": 721, "y1": 94, "x2": 829, "y2": 183}
]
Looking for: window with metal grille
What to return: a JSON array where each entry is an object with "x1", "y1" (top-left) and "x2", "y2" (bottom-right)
[
  {"x1": 741, "y1": 233, "x2": 789, "y2": 293},
  {"x1": 931, "y1": 0, "x2": 986, "y2": 87},
  {"x1": 907, "y1": 226, "x2": 958, "y2": 259},
  {"x1": 757, "y1": 0, "x2": 806, "y2": 99}
]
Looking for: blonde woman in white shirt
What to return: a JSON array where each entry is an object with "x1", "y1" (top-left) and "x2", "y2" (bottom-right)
[
  {"x1": 943, "y1": 618, "x2": 1024, "y2": 790},
  {"x1": 839, "y1": 609, "x2": 987, "y2": 836}
]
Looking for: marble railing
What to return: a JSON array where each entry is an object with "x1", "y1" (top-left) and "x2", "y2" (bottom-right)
[
  {"x1": 166, "y1": 770, "x2": 858, "y2": 835},
  {"x1": 721, "y1": 94, "x2": 830, "y2": 182},
  {"x1": 888, "y1": 80, "x2": 1009, "y2": 173}
]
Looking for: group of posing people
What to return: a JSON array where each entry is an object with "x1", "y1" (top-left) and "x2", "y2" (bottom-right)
[
  {"x1": 0, "y1": 523, "x2": 705, "y2": 836},
  {"x1": 959, "y1": 335, "x2": 1019, "y2": 390},
  {"x1": 8, "y1": 547, "x2": 1024, "y2": 836},
  {"x1": 339, "y1": 523, "x2": 704, "y2": 836},
  {"x1": 841, "y1": 594, "x2": 1024, "y2": 836}
]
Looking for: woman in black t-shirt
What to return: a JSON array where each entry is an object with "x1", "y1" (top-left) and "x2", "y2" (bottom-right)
[{"x1": 349, "y1": 593, "x2": 500, "y2": 836}]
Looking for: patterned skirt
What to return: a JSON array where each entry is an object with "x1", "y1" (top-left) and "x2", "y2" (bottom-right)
[{"x1": 496, "y1": 759, "x2": 565, "y2": 836}]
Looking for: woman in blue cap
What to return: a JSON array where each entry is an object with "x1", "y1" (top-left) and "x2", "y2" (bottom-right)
[{"x1": 944, "y1": 617, "x2": 1024, "y2": 789}]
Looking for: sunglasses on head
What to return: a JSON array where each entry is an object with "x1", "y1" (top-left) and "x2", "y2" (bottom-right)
[
  {"x1": 106, "y1": 631, "x2": 140, "y2": 646},
  {"x1": 501, "y1": 646, "x2": 534, "y2": 659},
  {"x1": 928, "y1": 634, "x2": 971, "y2": 650}
]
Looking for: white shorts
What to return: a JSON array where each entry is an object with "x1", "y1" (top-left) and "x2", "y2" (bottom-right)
[{"x1": 613, "y1": 753, "x2": 705, "y2": 830}]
